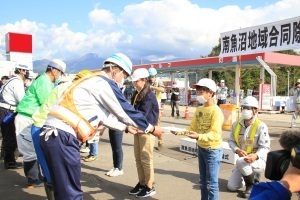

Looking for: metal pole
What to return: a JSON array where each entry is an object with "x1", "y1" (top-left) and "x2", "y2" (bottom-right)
[{"x1": 287, "y1": 70, "x2": 290, "y2": 97}]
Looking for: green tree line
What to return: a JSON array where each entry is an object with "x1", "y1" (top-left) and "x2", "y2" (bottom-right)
[{"x1": 207, "y1": 39, "x2": 300, "y2": 96}]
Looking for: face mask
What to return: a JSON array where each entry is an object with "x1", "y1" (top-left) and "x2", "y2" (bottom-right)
[
  {"x1": 196, "y1": 95, "x2": 207, "y2": 104},
  {"x1": 241, "y1": 109, "x2": 253, "y2": 120},
  {"x1": 114, "y1": 70, "x2": 124, "y2": 86},
  {"x1": 25, "y1": 81, "x2": 32, "y2": 87},
  {"x1": 117, "y1": 78, "x2": 124, "y2": 89},
  {"x1": 54, "y1": 75, "x2": 62, "y2": 86}
]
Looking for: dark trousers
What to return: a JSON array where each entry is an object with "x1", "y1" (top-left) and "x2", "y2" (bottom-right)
[
  {"x1": 171, "y1": 100, "x2": 180, "y2": 117},
  {"x1": 24, "y1": 159, "x2": 43, "y2": 185},
  {"x1": 0, "y1": 107, "x2": 17, "y2": 163},
  {"x1": 217, "y1": 99, "x2": 226, "y2": 106},
  {"x1": 40, "y1": 127, "x2": 82, "y2": 200},
  {"x1": 109, "y1": 129, "x2": 123, "y2": 170}
]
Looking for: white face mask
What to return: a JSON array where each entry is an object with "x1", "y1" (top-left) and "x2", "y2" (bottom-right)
[
  {"x1": 196, "y1": 95, "x2": 207, "y2": 104},
  {"x1": 113, "y1": 70, "x2": 124, "y2": 86},
  {"x1": 117, "y1": 78, "x2": 125, "y2": 89},
  {"x1": 25, "y1": 81, "x2": 32, "y2": 87},
  {"x1": 241, "y1": 109, "x2": 253, "y2": 120},
  {"x1": 54, "y1": 75, "x2": 62, "y2": 86}
]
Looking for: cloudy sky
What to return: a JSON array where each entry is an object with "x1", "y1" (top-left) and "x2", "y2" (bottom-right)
[{"x1": 0, "y1": 0, "x2": 299, "y2": 61}]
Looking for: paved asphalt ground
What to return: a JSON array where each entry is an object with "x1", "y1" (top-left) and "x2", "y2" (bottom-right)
[{"x1": 0, "y1": 105, "x2": 298, "y2": 199}]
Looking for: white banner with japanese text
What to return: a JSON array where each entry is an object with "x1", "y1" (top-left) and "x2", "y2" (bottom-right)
[{"x1": 219, "y1": 16, "x2": 300, "y2": 57}]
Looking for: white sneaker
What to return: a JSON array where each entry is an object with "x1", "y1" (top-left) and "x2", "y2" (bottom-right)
[
  {"x1": 80, "y1": 147, "x2": 90, "y2": 153},
  {"x1": 109, "y1": 168, "x2": 124, "y2": 177},
  {"x1": 105, "y1": 168, "x2": 115, "y2": 176}
]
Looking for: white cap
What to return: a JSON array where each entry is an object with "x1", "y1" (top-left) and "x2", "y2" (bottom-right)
[
  {"x1": 131, "y1": 68, "x2": 149, "y2": 82},
  {"x1": 195, "y1": 78, "x2": 217, "y2": 92},
  {"x1": 48, "y1": 59, "x2": 66, "y2": 74},
  {"x1": 16, "y1": 64, "x2": 29, "y2": 70},
  {"x1": 241, "y1": 96, "x2": 259, "y2": 108},
  {"x1": 220, "y1": 80, "x2": 225, "y2": 83}
]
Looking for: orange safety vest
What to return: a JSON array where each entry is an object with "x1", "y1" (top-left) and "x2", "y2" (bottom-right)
[
  {"x1": 234, "y1": 118, "x2": 261, "y2": 154},
  {"x1": 49, "y1": 72, "x2": 103, "y2": 142}
]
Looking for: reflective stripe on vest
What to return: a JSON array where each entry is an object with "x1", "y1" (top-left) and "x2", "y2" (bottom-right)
[
  {"x1": 234, "y1": 118, "x2": 261, "y2": 154},
  {"x1": 49, "y1": 72, "x2": 103, "y2": 142}
]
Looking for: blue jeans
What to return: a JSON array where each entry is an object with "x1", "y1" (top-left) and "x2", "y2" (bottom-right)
[
  {"x1": 89, "y1": 142, "x2": 98, "y2": 157},
  {"x1": 109, "y1": 129, "x2": 123, "y2": 170},
  {"x1": 198, "y1": 146, "x2": 222, "y2": 200}
]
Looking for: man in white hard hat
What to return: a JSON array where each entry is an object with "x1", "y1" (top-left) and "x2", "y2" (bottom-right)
[
  {"x1": 15, "y1": 59, "x2": 66, "y2": 188},
  {"x1": 39, "y1": 53, "x2": 163, "y2": 200},
  {"x1": 216, "y1": 79, "x2": 228, "y2": 106},
  {"x1": 0, "y1": 64, "x2": 29, "y2": 169},
  {"x1": 227, "y1": 96, "x2": 270, "y2": 198}
]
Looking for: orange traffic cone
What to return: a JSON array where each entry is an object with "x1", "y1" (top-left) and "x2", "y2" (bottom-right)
[{"x1": 183, "y1": 105, "x2": 189, "y2": 119}]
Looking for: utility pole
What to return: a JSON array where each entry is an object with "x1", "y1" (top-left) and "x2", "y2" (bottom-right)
[{"x1": 287, "y1": 70, "x2": 290, "y2": 96}]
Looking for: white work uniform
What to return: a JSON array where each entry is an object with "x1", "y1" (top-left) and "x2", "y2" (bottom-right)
[
  {"x1": 227, "y1": 117, "x2": 270, "y2": 191},
  {"x1": 0, "y1": 76, "x2": 25, "y2": 106}
]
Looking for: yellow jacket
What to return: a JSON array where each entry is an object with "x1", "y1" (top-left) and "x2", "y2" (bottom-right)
[{"x1": 186, "y1": 104, "x2": 224, "y2": 149}]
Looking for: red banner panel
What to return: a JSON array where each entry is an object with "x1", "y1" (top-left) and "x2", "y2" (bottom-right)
[{"x1": 6, "y1": 32, "x2": 32, "y2": 53}]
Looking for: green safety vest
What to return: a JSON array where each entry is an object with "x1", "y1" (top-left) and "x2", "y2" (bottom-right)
[{"x1": 234, "y1": 118, "x2": 261, "y2": 154}]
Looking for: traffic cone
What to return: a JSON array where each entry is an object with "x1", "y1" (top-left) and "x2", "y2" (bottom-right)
[{"x1": 183, "y1": 105, "x2": 189, "y2": 119}]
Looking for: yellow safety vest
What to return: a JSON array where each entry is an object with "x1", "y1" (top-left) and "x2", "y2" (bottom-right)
[
  {"x1": 153, "y1": 78, "x2": 162, "y2": 100},
  {"x1": 49, "y1": 72, "x2": 103, "y2": 142},
  {"x1": 234, "y1": 118, "x2": 261, "y2": 154}
]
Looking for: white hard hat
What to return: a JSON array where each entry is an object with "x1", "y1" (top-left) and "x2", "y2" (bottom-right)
[
  {"x1": 195, "y1": 78, "x2": 217, "y2": 92},
  {"x1": 48, "y1": 59, "x2": 66, "y2": 74},
  {"x1": 102, "y1": 53, "x2": 133, "y2": 76},
  {"x1": 131, "y1": 68, "x2": 149, "y2": 82},
  {"x1": 241, "y1": 96, "x2": 259, "y2": 108},
  {"x1": 16, "y1": 64, "x2": 29, "y2": 71}
]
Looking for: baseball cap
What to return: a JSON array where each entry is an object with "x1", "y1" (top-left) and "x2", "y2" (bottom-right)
[
  {"x1": 131, "y1": 68, "x2": 149, "y2": 82},
  {"x1": 194, "y1": 78, "x2": 217, "y2": 92},
  {"x1": 220, "y1": 80, "x2": 225, "y2": 83}
]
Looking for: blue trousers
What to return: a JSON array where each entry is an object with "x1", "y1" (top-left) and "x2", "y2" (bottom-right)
[
  {"x1": 89, "y1": 142, "x2": 98, "y2": 156},
  {"x1": 40, "y1": 127, "x2": 82, "y2": 200},
  {"x1": 109, "y1": 129, "x2": 123, "y2": 170},
  {"x1": 31, "y1": 124, "x2": 51, "y2": 183},
  {"x1": 198, "y1": 146, "x2": 222, "y2": 200}
]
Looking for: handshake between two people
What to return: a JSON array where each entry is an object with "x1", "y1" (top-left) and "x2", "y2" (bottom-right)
[{"x1": 125, "y1": 125, "x2": 163, "y2": 137}]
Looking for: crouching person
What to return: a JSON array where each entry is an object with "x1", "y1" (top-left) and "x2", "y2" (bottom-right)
[{"x1": 227, "y1": 96, "x2": 270, "y2": 198}]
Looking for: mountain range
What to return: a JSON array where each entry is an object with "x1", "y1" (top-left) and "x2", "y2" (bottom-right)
[
  {"x1": 33, "y1": 53, "x2": 148, "y2": 75},
  {"x1": 33, "y1": 53, "x2": 191, "y2": 75}
]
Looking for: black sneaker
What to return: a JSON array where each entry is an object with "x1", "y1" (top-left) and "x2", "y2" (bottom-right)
[
  {"x1": 136, "y1": 185, "x2": 156, "y2": 198},
  {"x1": 129, "y1": 183, "x2": 145, "y2": 195}
]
